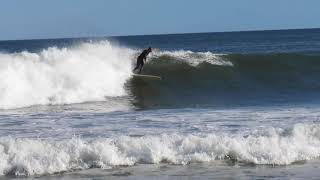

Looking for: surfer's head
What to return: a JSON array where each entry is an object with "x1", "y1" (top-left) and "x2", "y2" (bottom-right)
[{"x1": 148, "y1": 47, "x2": 152, "y2": 52}]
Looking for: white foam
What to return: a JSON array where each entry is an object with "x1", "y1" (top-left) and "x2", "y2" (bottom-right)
[
  {"x1": 0, "y1": 41, "x2": 135, "y2": 109},
  {"x1": 152, "y1": 50, "x2": 232, "y2": 66},
  {"x1": 0, "y1": 123, "x2": 319, "y2": 176}
]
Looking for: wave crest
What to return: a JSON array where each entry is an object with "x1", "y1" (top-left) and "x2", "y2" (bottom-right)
[{"x1": 151, "y1": 50, "x2": 232, "y2": 66}]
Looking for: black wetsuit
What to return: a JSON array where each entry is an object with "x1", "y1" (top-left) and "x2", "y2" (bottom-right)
[{"x1": 134, "y1": 49, "x2": 149, "y2": 73}]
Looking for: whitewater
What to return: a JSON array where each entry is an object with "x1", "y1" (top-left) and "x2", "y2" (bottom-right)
[
  {"x1": 0, "y1": 41, "x2": 134, "y2": 109},
  {"x1": 1, "y1": 107, "x2": 320, "y2": 176}
]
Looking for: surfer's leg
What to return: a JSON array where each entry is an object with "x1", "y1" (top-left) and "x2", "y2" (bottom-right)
[
  {"x1": 138, "y1": 66, "x2": 142, "y2": 73},
  {"x1": 133, "y1": 61, "x2": 141, "y2": 72},
  {"x1": 138, "y1": 62, "x2": 144, "y2": 73},
  {"x1": 133, "y1": 58, "x2": 141, "y2": 72},
  {"x1": 134, "y1": 58, "x2": 144, "y2": 72},
  {"x1": 133, "y1": 65, "x2": 139, "y2": 71}
]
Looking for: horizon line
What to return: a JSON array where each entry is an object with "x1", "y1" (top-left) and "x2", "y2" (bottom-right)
[{"x1": 1, "y1": 27, "x2": 319, "y2": 42}]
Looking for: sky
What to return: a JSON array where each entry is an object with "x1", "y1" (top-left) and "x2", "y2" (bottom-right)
[{"x1": 0, "y1": 0, "x2": 319, "y2": 40}]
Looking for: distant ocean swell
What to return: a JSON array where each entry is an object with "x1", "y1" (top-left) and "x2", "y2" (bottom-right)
[
  {"x1": 0, "y1": 123, "x2": 319, "y2": 176},
  {"x1": 0, "y1": 40, "x2": 319, "y2": 109}
]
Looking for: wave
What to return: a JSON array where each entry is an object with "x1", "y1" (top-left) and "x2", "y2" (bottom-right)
[
  {"x1": 127, "y1": 51, "x2": 320, "y2": 108},
  {"x1": 147, "y1": 51, "x2": 320, "y2": 83},
  {"x1": 0, "y1": 41, "x2": 134, "y2": 109},
  {"x1": 0, "y1": 123, "x2": 319, "y2": 176},
  {"x1": 1, "y1": 43, "x2": 320, "y2": 109}
]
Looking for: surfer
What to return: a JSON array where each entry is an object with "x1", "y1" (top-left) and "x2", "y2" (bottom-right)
[{"x1": 133, "y1": 47, "x2": 152, "y2": 74}]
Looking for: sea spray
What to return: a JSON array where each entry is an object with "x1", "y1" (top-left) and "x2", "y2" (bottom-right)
[{"x1": 0, "y1": 41, "x2": 135, "y2": 109}]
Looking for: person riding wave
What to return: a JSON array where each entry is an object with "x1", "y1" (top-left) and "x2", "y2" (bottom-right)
[{"x1": 133, "y1": 47, "x2": 152, "y2": 74}]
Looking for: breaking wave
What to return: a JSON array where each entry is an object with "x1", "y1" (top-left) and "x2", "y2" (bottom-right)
[
  {"x1": 1, "y1": 43, "x2": 320, "y2": 109},
  {"x1": 0, "y1": 41, "x2": 134, "y2": 109},
  {"x1": 0, "y1": 123, "x2": 319, "y2": 176}
]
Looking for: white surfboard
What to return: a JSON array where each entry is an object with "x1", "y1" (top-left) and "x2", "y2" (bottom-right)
[{"x1": 132, "y1": 73, "x2": 162, "y2": 80}]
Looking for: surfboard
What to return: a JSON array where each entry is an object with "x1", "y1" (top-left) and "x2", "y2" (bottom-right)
[{"x1": 132, "y1": 73, "x2": 162, "y2": 80}]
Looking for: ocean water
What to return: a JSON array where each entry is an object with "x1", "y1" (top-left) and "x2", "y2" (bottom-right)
[{"x1": 0, "y1": 29, "x2": 320, "y2": 179}]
